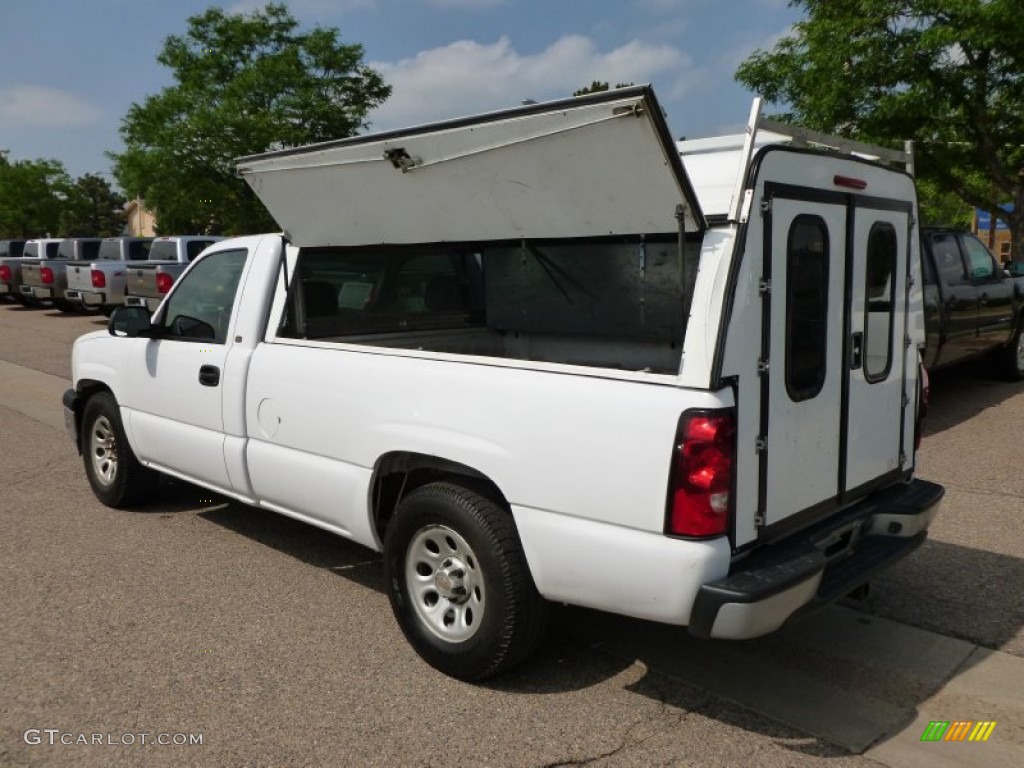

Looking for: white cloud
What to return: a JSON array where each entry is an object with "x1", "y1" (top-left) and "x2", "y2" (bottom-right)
[
  {"x1": 0, "y1": 85, "x2": 103, "y2": 127},
  {"x1": 368, "y1": 35, "x2": 693, "y2": 130}
]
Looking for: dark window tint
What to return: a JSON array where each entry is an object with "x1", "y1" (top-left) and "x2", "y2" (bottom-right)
[
  {"x1": 930, "y1": 234, "x2": 966, "y2": 284},
  {"x1": 281, "y1": 248, "x2": 484, "y2": 339},
  {"x1": 921, "y1": 246, "x2": 937, "y2": 285},
  {"x1": 129, "y1": 240, "x2": 152, "y2": 260},
  {"x1": 187, "y1": 240, "x2": 214, "y2": 261},
  {"x1": 785, "y1": 216, "x2": 829, "y2": 402},
  {"x1": 82, "y1": 241, "x2": 101, "y2": 260},
  {"x1": 46, "y1": 242, "x2": 61, "y2": 258},
  {"x1": 960, "y1": 234, "x2": 995, "y2": 280},
  {"x1": 159, "y1": 249, "x2": 247, "y2": 344},
  {"x1": 864, "y1": 223, "x2": 897, "y2": 382},
  {"x1": 58, "y1": 241, "x2": 77, "y2": 259}
]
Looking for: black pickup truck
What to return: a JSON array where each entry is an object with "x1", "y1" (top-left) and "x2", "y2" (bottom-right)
[{"x1": 921, "y1": 227, "x2": 1023, "y2": 379}]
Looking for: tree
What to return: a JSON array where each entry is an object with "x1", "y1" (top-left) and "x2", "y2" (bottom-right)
[
  {"x1": 111, "y1": 3, "x2": 391, "y2": 235},
  {"x1": 0, "y1": 157, "x2": 69, "y2": 238},
  {"x1": 574, "y1": 81, "x2": 634, "y2": 96},
  {"x1": 736, "y1": 0, "x2": 1024, "y2": 260},
  {"x1": 59, "y1": 174, "x2": 127, "y2": 237}
]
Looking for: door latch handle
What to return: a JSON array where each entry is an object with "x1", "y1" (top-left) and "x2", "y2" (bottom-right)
[
  {"x1": 199, "y1": 365, "x2": 221, "y2": 387},
  {"x1": 850, "y1": 332, "x2": 863, "y2": 370}
]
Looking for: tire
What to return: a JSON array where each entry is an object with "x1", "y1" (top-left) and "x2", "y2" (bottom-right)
[
  {"x1": 1000, "y1": 322, "x2": 1024, "y2": 381},
  {"x1": 81, "y1": 392, "x2": 159, "y2": 508},
  {"x1": 384, "y1": 481, "x2": 547, "y2": 681},
  {"x1": 54, "y1": 299, "x2": 78, "y2": 313}
]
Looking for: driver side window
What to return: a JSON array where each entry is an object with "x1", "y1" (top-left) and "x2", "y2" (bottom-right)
[{"x1": 159, "y1": 249, "x2": 247, "y2": 343}]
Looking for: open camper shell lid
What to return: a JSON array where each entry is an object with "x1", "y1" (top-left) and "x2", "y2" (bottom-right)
[{"x1": 237, "y1": 85, "x2": 705, "y2": 247}]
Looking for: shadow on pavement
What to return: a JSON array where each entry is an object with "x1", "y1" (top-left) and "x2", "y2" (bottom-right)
[{"x1": 925, "y1": 364, "x2": 1023, "y2": 437}]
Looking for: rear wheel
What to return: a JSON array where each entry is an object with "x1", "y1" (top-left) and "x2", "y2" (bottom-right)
[
  {"x1": 81, "y1": 392, "x2": 159, "y2": 508},
  {"x1": 384, "y1": 481, "x2": 547, "y2": 680},
  {"x1": 54, "y1": 299, "x2": 78, "y2": 313},
  {"x1": 1000, "y1": 322, "x2": 1024, "y2": 381}
]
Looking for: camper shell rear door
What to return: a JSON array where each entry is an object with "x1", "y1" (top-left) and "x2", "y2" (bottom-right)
[{"x1": 722, "y1": 147, "x2": 920, "y2": 550}]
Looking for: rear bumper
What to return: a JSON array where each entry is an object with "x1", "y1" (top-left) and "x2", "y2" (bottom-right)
[
  {"x1": 0, "y1": 284, "x2": 10, "y2": 294},
  {"x1": 65, "y1": 289, "x2": 104, "y2": 306},
  {"x1": 689, "y1": 478, "x2": 943, "y2": 639},
  {"x1": 124, "y1": 295, "x2": 160, "y2": 312},
  {"x1": 21, "y1": 285, "x2": 53, "y2": 299}
]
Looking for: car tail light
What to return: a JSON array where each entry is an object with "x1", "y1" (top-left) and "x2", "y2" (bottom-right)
[
  {"x1": 41, "y1": 267, "x2": 54, "y2": 284},
  {"x1": 156, "y1": 272, "x2": 174, "y2": 294},
  {"x1": 915, "y1": 366, "x2": 930, "y2": 450},
  {"x1": 91, "y1": 270, "x2": 106, "y2": 288},
  {"x1": 666, "y1": 409, "x2": 736, "y2": 537},
  {"x1": 0, "y1": 265, "x2": 10, "y2": 282}
]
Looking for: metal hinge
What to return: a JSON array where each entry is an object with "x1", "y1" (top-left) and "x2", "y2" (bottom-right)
[
  {"x1": 757, "y1": 358, "x2": 770, "y2": 374},
  {"x1": 760, "y1": 198, "x2": 772, "y2": 217},
  {"x1": 754, "y1": 513, "x2": 765, "y2": 526},
  {"x1": 759, "y1": 278, "x2": 771, "y2": 295},
  {"x1": 902, "y1": 393, "x2": 910, "y2": 407},
  {"x1": 755, "y1": 436, "x2": 767, "y2": 453},
  {"x1": 905, "y1": 334, "x2": 913, "y2": 349},
  {"x1": 900, "y1": 451, "x2": 907, "y2": 466}
]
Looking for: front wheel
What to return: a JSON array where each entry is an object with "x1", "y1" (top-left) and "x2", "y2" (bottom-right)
[
  {"x1": 81, "y1": 392, "x2": 159, "y2": 508},
  {"x1": 384, "y1": 482, "x2": 547, "y2": 681}
]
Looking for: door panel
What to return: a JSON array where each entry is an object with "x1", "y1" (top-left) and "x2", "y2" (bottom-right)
[
  {"x1": 961, "y1": 234, "x2": 1014, "y2": 346},
  {"x1": 844, "y1": 209, "x2": 909, "y2": 493},
  {"x1": 124, "y1": 249, "x2": 249, "y2": 491},
  {"x1": 927, "y1": 232, "x2": 978, "y2": 366},
  {"x1": 764, "y1": 199, "x2": 846, "y2": 525}
]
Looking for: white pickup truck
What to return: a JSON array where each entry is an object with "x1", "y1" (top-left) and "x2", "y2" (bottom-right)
[{"x1": 64, "y1": 88, "x2": 943, "y2": 680}]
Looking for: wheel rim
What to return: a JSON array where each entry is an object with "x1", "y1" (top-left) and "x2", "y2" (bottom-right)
[
  {"x1": 89, "y1": 415, "x2": 119, "y2": 487},
  {"x1": 405, "y1": 524, "x2": 485, "y2": 643}
]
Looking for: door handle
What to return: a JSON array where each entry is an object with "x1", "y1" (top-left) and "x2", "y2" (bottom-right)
[
  {"x1": 850, "y1": 332, "x2": 863, "y2": 370},
  {"x1": 199, "y1": 365, "x2": 221, "y2": 387}
]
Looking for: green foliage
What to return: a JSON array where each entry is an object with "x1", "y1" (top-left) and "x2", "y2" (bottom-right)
[
  {"x1": 59, "y1": 174, "x2": 127, "y2": 237},
  {"x1": 0, "y1": 157, "x2": 70, "y2": 238},
  {"x1": 736, "y1": 0, "x2": 1024, "y2": 258},
  {"x1": 573, "y1": 81, "x2": 634, "y2": 96},
  {"x1": 110, "y1": 3, "x2": 391, "y2": 235}
]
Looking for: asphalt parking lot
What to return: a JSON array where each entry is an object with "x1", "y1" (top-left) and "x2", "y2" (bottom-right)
[{"x1": 1, "y1": 300, "x2": 1022, "y2": 767}]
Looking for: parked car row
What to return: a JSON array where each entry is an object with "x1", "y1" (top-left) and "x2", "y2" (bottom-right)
[{"x1": 0, "y1": 235, "x2": 224, "y2": 315}]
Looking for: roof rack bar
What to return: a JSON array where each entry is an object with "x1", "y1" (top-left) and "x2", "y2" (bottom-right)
[
  {"x1": 757, "y1": 116, "x2": 914, "y2": 173},
  {"x1": 727, "y1": 97, "x2": 915, "y2": 222}
]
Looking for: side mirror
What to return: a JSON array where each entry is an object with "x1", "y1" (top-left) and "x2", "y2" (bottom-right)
[{"x1": 108, "y1": 305, "x2": 157, "y2": 338}]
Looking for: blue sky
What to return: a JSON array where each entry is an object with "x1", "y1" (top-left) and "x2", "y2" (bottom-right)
[{"x1": 0, "y1": 0, "x2": 801, "y2": 183}]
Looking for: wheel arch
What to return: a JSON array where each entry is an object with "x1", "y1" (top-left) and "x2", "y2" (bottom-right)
[
  {"x1": 369, "y1": 451, "x2": 511, "y2": 546},
  {"x1": 69, "y1": 379, "x2": 115, "y2": 454}
]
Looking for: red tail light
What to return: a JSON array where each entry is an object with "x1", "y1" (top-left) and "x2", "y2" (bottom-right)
[
  {"x1": 91, "y1": 270, "x2": 106, "y2": 288},
  {"x1": 915, "y1": 366, "x2": 930, "y2": 450},
  {"x1": 40, "y1": 267, "x2": 54, "y2": 284},
  {"x1": 667, "y1": 409, "x2": 736, "y2": 537},
  {"x1": 156, "y1": 272, "x2": 174, "y2": 294},
  {"x1": 0, "y1": 265, "x2": 10, "y2": 281}
]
